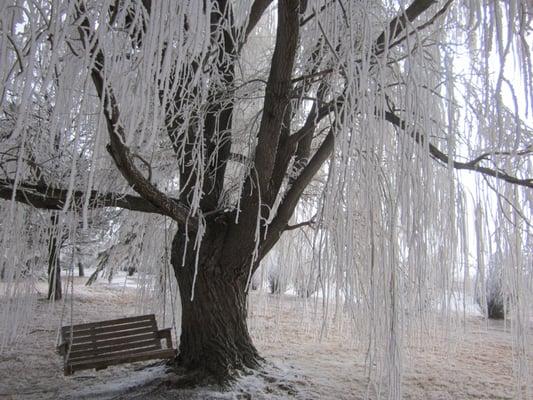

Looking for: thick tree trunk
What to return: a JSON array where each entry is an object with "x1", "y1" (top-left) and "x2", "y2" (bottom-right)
[{"x1": 170, "y1": 227, "x2": 260, "y2": 383}]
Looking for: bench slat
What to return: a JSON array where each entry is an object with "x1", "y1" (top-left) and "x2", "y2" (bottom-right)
[
  {"x1": 70, "y1": 332, "x2": 157, "y2": 352},
  {"x1": 67, "y1": 348, "x2": 176, "y2": 374},
  {"x1": 69, "y1": 343, "x2": 161, "y2": 362},
  {"x1": 62, "y1": 320, "x2": 155, "y2": 338},
  {"x1": 69, "y1": 338, "x2": 160, "y2": 360},
  {"x1": 62, "y1": 315, "x2": 155, "y2": 332},
  {"x1": 64, "y1": 326, "x2": 156, "y2": 344}
]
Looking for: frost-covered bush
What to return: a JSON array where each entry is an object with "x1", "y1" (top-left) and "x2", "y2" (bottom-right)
[
  {"x1": 478, "y1": 265, "x2": 506, "y2": 320},
  {"x1": 267, "y1": 267, "x2": 285, "y2": 295}
]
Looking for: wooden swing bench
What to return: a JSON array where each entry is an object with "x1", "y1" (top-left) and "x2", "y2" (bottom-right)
[{"x1": 58, "y1": 314, "x2": 176, "y2": 376}]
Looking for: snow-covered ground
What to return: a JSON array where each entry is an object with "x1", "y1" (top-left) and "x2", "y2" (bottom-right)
[{"x1": 0, "y1": 274, "x2": 530, "y2": 399}]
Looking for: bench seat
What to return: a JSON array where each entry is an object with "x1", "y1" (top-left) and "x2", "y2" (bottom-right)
[{"x1": 58, "y1": 314, "x2": 176, "y2": 375}]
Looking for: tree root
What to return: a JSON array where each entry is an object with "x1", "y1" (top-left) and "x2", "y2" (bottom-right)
[{"x1": 160, "y1": 356, "x2": 264, "y2": 389}]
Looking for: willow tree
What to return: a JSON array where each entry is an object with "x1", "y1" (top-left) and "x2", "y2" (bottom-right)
[{"x1": 1, "y1": 0, "x2": 532, "y2": 386}]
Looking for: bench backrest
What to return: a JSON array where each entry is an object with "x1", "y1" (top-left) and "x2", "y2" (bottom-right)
[{"x1": 61, "y1": 314, "x2": 162, "y2": 362}]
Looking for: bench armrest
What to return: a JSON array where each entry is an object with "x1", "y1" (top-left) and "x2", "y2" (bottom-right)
[{"x1": 156, "y1": 328, "x2": 173, "y2": 349}]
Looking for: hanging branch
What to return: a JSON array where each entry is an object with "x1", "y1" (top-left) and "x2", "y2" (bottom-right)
[
  {"x1": 387, "y1": 0, "x2": 454, "y2": 51},
  {"x1": 76, "y1": 6, "x2": 198, "y2": 228},
  {"x1": 261, "y1": 0, "x2": 530, "y2": 265},
  {"x1": 159, "y1": 1, "x2": 239, "y2": 213},
  {"x1": 0, "y1": 178, "x2": 164, "y2": 214},
  {"x1": 197, "y1": 2, "x2": 237, "y2": 211},
  {"x1": 372, "y1": 0, "x2": 441, "y2": 56},
  {"x1": 257, "y1": 0, "x2": 449, "y2": 259},
  {"x1": 383, "y1": 111, "x2": 533, "y2": 189},
  {"x1": 260, "y1": 131, "x2": 335, "y2": 261}
]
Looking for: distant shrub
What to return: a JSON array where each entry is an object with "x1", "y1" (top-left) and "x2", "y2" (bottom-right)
[
  {"x1": 478, "y1": 264, "x2": 506, "y2": 319},
  {"x1": 268, "y1": 268, "x2": 285, "y2": 294}
]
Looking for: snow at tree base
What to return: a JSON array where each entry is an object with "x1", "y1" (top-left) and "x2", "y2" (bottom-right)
[{"x1": 0, "y1": 1, "x2": 532, "y2": 399}]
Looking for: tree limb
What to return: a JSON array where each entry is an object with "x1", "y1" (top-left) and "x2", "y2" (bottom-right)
[
  {"x1": 267, "y1": 39, "x2": 329, "y2": 206},
  {"x1": 77, "y1": 8, "x2": 198, "y2": 228},
  {"x1": 373, "y1": 0, "x2": 440, "y2": 56},
  {"x1": 384, "y1": 111, "x2": 533, "y2": 189},
  {"x1": 252, "y1": 0, "x2": 301, "y2": 193},
  {"x1": 289, "y1": 97, "x2": 342, "y2": 145},
  {"x1": 300, "y1": 1, "x2": 336, "y2": 27},
  {"x1": 245, "y1": 0, "x2": 275, "y2": 38},
  {"x1": 0, "y1": 179, "x2": 164, "y2": 214},
  {"x1": 222, "y1": 0, "x2": 302, "y2": 259},
  {"x1": 285, "y1": 218, "x2": 316, "y2": 231},
  {"x1": 387, "y1": 0, "x2": 453, "y2": 51},
  {"x1": 260, "y1": 130, "x2": 335, "y2": 260}
]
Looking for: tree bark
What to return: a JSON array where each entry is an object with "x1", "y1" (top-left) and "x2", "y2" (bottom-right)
[
  {"x1": 76, "y1": 246, "x2": 84, "y2": 277},
  {"x1": 170, "y1": 225, "x2": 260, "y2": 383},
  {"x1": 47, "y1": 213, "x2": 62, "y2": 300}
]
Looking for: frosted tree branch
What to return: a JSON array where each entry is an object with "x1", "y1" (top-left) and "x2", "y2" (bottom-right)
[
  {"x1": 285, "y1": 218, "x2": 316, "y2": 231},
  {"x1": 0, "y1": 178, "x2": 163, "y2": 214},
  {"x1": 252, "y1": 0, "x2": 301, "y2": 193},
  {"x1": 77, "y1": 7, "x2": 198, "y2": 228},
  {"x1": 245, "y1": 0, "x2": 275, "y2": 39},
  {"x1": 373, "y1": 0, "x2": 441, "y2": 56},
  {"x1": 260, "y1": 131, "x2": 335, "y2": 260},
  {"x1": 384, "y1": 111, "x2": 533, "y2": 189}
]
